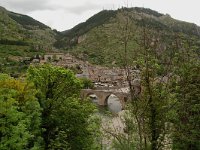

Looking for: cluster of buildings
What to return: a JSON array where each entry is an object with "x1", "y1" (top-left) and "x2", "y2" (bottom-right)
[{"x1": 27, "y1": 52, "x2": 139, "y2": 87}]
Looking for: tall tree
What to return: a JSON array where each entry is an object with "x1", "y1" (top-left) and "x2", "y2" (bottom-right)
[
  {"x1": 27, "y1": 64, "x2": 100, "y2": 149},
  {"x1": 109, "y1": 12, "x2": 176, "y2": 149},
  {"x1": 170, "y1": 39, "x2": 200, "y2": 149}
]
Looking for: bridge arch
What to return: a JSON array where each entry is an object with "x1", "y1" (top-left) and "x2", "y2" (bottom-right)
[
  {"x1": 81, "y1": 89, "x2": 128, "y2": 110},
  {"x1": 86, "y1": 92, "x2": 98, "y2": 98},
  {"x1": 104, "y1": 94, "x2": 122, "y2": 113},
  {"x1": 86, "y1": 92, "x2": 99, "y2": 104}
]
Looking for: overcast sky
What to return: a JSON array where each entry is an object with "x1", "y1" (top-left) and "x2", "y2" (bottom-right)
[{"x1": 0, "y1": 0, "x2": 199, "y2": 31}]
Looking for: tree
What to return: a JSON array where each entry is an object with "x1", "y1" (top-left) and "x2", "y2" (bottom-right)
[
  {"x1": 27, "y1": 64, "x2": 100, "y2": 149},
  {"x1": 108, "y1": 10, "x2": 177, "y2": 149},
  {"x1": 170, "y1": 40, "x2": 200, "y2": 149},
  {"x1": 119, "y1": 26, "x2": 200, "y2": 150},
  {"x1": 0, "y1": 74, "x2": 43, "y2": 150},
  {"x1": 80, "y1": 77, "x2": 94, "y2": 89}
]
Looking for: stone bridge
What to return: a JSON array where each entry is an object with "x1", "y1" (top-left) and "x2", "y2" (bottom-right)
[{"x1": 80, "y1": 89, "x2": 129, "y2": 109}]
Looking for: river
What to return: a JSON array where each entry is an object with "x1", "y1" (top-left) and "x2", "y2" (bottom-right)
[{"x1": 90, "y1": 94, "x2": 122, "y2": 114}]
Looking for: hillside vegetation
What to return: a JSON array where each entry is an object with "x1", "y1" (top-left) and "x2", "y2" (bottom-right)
[
  {"x1": 59, "y1": 7, "x2": 200, "y2": 66},
  {"x1": 0, "y1": 6, "x2": 57, "y2": 75},
  {"x1": 1, "y1": 6, "x2": 200, "y2": 70},
  {"x1": 0, "y1": 5, "x2": 199, "y2": 150}
]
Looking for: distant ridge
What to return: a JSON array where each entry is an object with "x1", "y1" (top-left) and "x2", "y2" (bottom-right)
[
  {"x1": 0, "y1": 5, "x2": 199, "y2": 70},
  {"x1": 58, "y1": 7, "x2": 200, "y2": 65},
  {"x1": 59, "y1": 7, "x2": 200, "y2": 49}
]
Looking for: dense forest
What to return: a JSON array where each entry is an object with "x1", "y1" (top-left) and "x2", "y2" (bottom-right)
[{"x1": 0, "y1": 65, "x2": 101, "y2": 150}]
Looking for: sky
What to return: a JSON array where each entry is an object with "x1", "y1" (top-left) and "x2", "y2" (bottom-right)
[{"x1": 0, "y1": 0, "x2": 199, "y2": 31}]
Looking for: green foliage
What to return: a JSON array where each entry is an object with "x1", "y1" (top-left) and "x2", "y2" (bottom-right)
[
  {"x1": 171, "y1": 52, "x2": 200, "y2": 149},
  {"x1": 0, "y1": 65, "x2": 101, "y2": 150},
  {"x1": 27, "y1": 64, "x2": 82, "y2": 100},
  {"x1": 1, "y1": 5, "x2": 200, "y2": 149},
  {"x1": 62, "y1": 10, "x2": 116, "y2": 38},
  {"x1": 136, "y1": 18, "x2": 169, "y2": 30},
  {"x1": 0, "y1": 6, "x2": 57, "y2": 75},
  {"x1": 80, "y1": 77, "x2": 94, "y2": 89},
  {"x1": 66, "y1": 7, "x2": 200, "y2": 67},
  {"x1": 119, "y1": 30, "x2": 200, "y2": 149},
  {"x1": 0, "y1": 44, "x2": 44, "y2": 75},
  {"x1": 112, "y1": 138, "x2": 137, "y2": 150},
  {"x1": 0, "y1": 74, "x2": 43, "y2": 150},
  {"x1": 8, "y1": 12, "x2": 49, "y2": 30},
  {"x1": 50, "y1": 97, "x2": 99, "y2": 150},
  {"x1": 55, "y1": 10, "x2": 116, "y2": 49},
  {"x1": 27, "y1": 64, "x2": 100, "y2": 149},
  {"x1": 0, "y1": 39, "x2": 29, "y2": 46},
  {"x1": 134, "y1": 53, "x2": 173, "y2": 149}
]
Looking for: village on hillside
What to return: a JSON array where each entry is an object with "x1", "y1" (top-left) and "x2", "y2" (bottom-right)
[{"x1": 25, "y1": 52, "x2": 140, "y2": 88}]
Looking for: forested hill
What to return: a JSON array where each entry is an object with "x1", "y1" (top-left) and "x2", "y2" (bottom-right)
[
  {"x1": 62, "y1": 10, "x2": 116, "y2": 38},
  {"x1": 0, "y1": 6, "x2": 57, "y2": 74},
  {"x1": 59, "y1": 7, "x2": 200, "y2": 66},
  {"x1": 8, "y1": 12, "x2": 49, "y2": 30},
  {"x1": 63, "y1": 7, "x2": 200, "y2": 39},
  {"x1": 1, "y1": 6, "x2": 200, "y2": 72},
  {"x1": 54, "y1": 10, "x2": 116, "y2": 48},
  {"x1": 0, "y1": 6, "x2": 56, "y2": 47}
]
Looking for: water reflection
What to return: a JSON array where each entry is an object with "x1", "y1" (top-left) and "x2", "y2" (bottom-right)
[
  {"x1": 107, "y1": 94, "x2": 122, "y2": 113},
  {"x1": 89, "y1": 94, "x2": 122, "y2": 114}
]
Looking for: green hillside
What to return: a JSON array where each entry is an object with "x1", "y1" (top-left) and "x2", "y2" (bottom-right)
[
  {"x1": 60, "y1": 7, "x2": 200, "y2": 66},
  {"x1": 63, "y1": 10, "x2": 116, "y2": 37},
  {"x1": 8, "y1": 12, "x2": 49, "y2": 30},
  {"x1": 54, "y1": 10, "x2": 116, "y2": 48},
  {"x1": 0, "y1": 6, "x2": 57, "y2": 75},
  {"x1": 1, "y1": 6, "x2": 200, "y2": 73}
]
